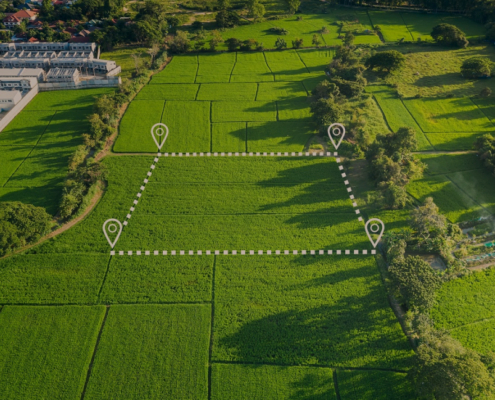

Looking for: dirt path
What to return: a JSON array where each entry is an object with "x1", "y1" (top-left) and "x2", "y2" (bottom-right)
[
  {"x1": 1, "y1": 185, "x2": 105, "y2": 259},
  {"x1": 468, "y1": 262, "x2": 495, "y2": 271}
]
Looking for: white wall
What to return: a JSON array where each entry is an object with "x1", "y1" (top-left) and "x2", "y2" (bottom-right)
[{"x1": 0, "y1": 85, "x2": 38, "y2": 132}]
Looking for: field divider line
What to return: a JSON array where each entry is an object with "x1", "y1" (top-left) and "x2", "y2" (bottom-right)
[
  {"x1": 333, "y1": 370, "x2": 342, "y2": 400},
  {"x1": 207, "y1": 255, "x2": 216, "y2": 400},
  {"x1": 157, "y1": 151, "x2": 337, "y2": 157},
  {"x1": 79, "y1": 305, "x2": 110, "y2": 400},
  {"x1": 111, "y1": 249, "x2": 375, "y2": 256}
]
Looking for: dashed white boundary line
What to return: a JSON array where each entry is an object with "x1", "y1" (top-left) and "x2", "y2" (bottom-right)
[
  {"x1": 117, "y1": 151, "x2": 368, "y2": 253},
  {"x1": 111, "y1": 249, "x2": 376, "y2": 256}
]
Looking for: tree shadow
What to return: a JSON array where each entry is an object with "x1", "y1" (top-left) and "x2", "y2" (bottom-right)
[{"x1": 216, "y1": 281, "x2": 413, "y2": 369}]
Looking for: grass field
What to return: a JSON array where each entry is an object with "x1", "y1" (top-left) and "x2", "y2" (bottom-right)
[
  {"x1": 116, "y1": 50, "x2": 324, "y2": 153},
  {"x1": 101, "y1": 46, "x2": 149, "y2": 79},
  {"x1": 0, "y1": 305, "x2": 105, "y2": 399},
  {"x1": 0, "y1": 88, "x2": 114, "y2": 214},
  {"x1": 84, "y1": 305, "x2": 210, "y2": 400}
]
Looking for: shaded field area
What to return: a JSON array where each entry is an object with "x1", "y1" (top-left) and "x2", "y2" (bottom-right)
[{"x1": 0, "y1": 88, "x2": 114, "y2": 214}]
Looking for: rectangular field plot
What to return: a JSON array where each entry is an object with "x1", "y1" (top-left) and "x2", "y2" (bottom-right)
[
  {"x1": 407, "y1": 175, "x2": 488, "y2": 223},
  {"x1": 212, "y1": 101, "x2": 277, "y2": 122},
  {"x1": 367, "y1": 11, "x2": 413, "y2": 41},
  {"x1": 38, "y1": 109, "x2": 89, "y2": 144},
  {"x1": 448, "y1": 169, "x2": 495, "y2": 214},
  {"x1": 247, "y1": 120, "x2": 314, "y2": 152},
  {"x1": 431, "y1": 268, "x2": 495, "y2": 330},
  {"x1": 100, "y1": 256, "x2": 213, "y2": 303},
  {"x1": 366, "y1": 86, "x2": 432, "y2": 151},
  {"x1": 0, "y1": 254, "x2": 109, "y2": 304},
  {"x1": 211, "y1": 364, "x2": 337, "y2": 400},
  {"x1": 403, "y1": 97, "x2": 494, "y2": 133},
  {"x1": 25, "y1": 88, "x2": 113, "y2": 111},
  {"x1": 256, "y1": 81, "x2": 307, "y2": 101},
  {"x1": 336, "y1": 370, "x2": 416, "y2": 400},
  {"x1": 4, "y1": 140, "x2": 79, "y2": 188},
  {"x1": 277, "y1": 98, "x2": 311, "y2": 121},
  {"x1": 425, "y1": 132, "x2": 486, "y2": 151},
  {"x1": 417, "y1": 153, "x2": 483, "y2": 175},
  {"x1": 0, "y1": 110, "x2": 54, "y2": 145},
  {"x1": 84, "y1": 305, "x2": 210, "y2": 400},
  {"x1": 450, "y1": 319, "x2": 495, "y2": 356},
  {"x1": 212, "y1": 122, "x2": 246, "y2": 152},
  {"x1": 197, "y1": 83, "x2": 258, "y2": 101},
  {"x1": 197, "y1": 62, "x2": 234, "y2": 76},
  {"x1": 0, "y1": 305, "x2": 105, "y2": 400},
  {"x1": 151, "y1": 59, "x2": 198, "y2": 84},
  {"x1": 114, "y1": 100, "x2": 165, "y2": 152},
  {"x1": 136, "y1": 83, "x2": 199, "y2": 100},
  {"x1": 195, "y1": 74, "x2": 231, "y2": 83},
  {"x1": 212, "y1": 256, "x2": 413, "y2": 369},
  {"x1": 0, "y1": 145, "x2": 32, "y2": 186}
]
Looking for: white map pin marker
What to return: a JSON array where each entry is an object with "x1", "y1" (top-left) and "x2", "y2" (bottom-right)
[
  {"x1": 327, "y1": 123, "x2": 345, "y2": 150},
  {"x1": 103, "y1": 219, "x2": 123, "y2": 249},
  {"x1": 365, "y1": 218, "x2": 385, "y2": 248},
  {"x1": 151, "y1": 123, "x2": 169, "y2": 150}
]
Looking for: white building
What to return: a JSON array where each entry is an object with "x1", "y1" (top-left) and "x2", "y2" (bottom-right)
[
  {"x1": 0, "y1": 90, "x2": 22, "y2": 111},
  {"x1": 46, "y1": 68, "x2": 80, "y2": 83},
  {"x1": 0, "y1": 68, "x2": 45, "y2": 81},
  {"x1": 0, "y1": 76, "x2": 37, "y2": 90}
]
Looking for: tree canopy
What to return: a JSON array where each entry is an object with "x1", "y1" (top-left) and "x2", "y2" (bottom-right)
[
  {"x1": 0, "y1": 202, "x2": 52, "y2": 256},
  {"x1": 365, "y1": 50, "x2": 405, "y2": 73},
  {"x1": 461, "y1": 57, "x2": 492, "y2": 78},
  {"x1": 431, "y1": 23, "x2": 468, "y2": 47}
]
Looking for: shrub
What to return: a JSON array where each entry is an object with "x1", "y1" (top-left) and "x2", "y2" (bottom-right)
[
  {"x1": 309, "y1": 97, "x2": 344, "y2": 127},
  {"x1": 461, "y1": 57, "x2": 492, "y2": 79},
  {"x1": 431, "y1": 23, "x2": 468, "y2": 48},
  {"x1": 365, "y1": 50, "x2": 405, "y2": 73},
  {"x1": 215, "y1": 10, "x2": 239, "y2": 28},
  {"x1": 330, "y1": 76, "x2": 366, "y2": 98},
  {"x1": 320, "y1": 26, "x2": 329, "y2": 34},
  {"x1": 270, "y1": 26, "x2": 289, "y2": 35},
  {"x1": 168, "y1": 31, "x2": 190, "y2": 54},
  {"x1": 240, "y1": 39, "x2": 257, "y2": 51}
]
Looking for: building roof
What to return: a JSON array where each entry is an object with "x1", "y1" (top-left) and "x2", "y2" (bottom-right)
[
  {"x1": 13, "y1": 9, "x2": 37, "y2": 18},
  {"x1": 0, "y1": 90, "x2": 22, "y2": 100},
  {"x1": 47, "y1": 67, "x2": 78, "y2": 77},
  {"x1": 0, "y1": 68, "x2": 44, "y2": 77},
  {"x1": 4, "y1": 15, "x2": 21, "y2": 23},
  {"x1": 27, "y1": 37, "x2": 39, "y2": 42},
  {"x1": 69, "y1": 36, "x2": 90, "y2": 43}
]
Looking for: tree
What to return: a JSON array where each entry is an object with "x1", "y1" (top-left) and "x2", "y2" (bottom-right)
[
  {"x1": 431, "y1": 23, "x2": 468, "y2": 47},
  {"x1": 312, "y1": 34, "x2": 321, "y2": 47},
  {"x1": 130, "y1": 53, "x2": 141, "y2": 75},
  {"x1": 292, "y1": 37, "x2": 303, "y2": 48},
  {"x1": 409, "y1": 326, "x2": 495, "y2": 400},
  {"x1": 209, "y1": 30, "x2": 224, "y2": 51},
  {"x1": 218, "y1": 0, "x2": 230, "y2": 10},
  {"x1": 330, "y1": 76, "x2": 366, "y2": 98},
  {"x1": 344, "y1": 32, "x2": 354, "y2": 46},
  {"x1": 389, "y1": 256, "x2": 441, "y2": 310},
  {"x1": 474, "y1": 133, "x2": 495, "y2": 174},
  {"x1": 310, "y1": 98, "x2": 344, "y2": 127},
  {"x1": 365, "y1": 50, "x2": 405, "y2": 73},
  {"x1": 168, "y1": 30, "x2": 190, "y2": 54},
  {"x1": 311, "y1": 80, "x2": 339, "y2": 100},
  {"x1": 275, "y1": 37, "x2": 287, "y2": 49},
  {"x1": 284, "y1": 0, "x2": 299, "y2": 14},
  {"x1": 410, "y1": 197, "x2": 447, "y2": 243},
  {"x1": 247, "y1": 0, "x2": 264, "y2": 21},
  {"x1": 225, "y1": 37, "x2": 241, "y2": 51},
  {"x1": 215, "y1": 9, "x2": 239, "y2": 28},
  {"x1": 0, "y1": 202, "x2": 52, "y2": 256},
  {"x1": 39, "y1": 0, "x2": 54, "y2": 19},
  {"x1": 461, "y1": 57, "x2": 492, "y2": 78},
  {"x1": 381, "y1": 181, "x2": 411, "y2": 209},
  {"x1": 147, "y1": 42, "x2": 160, "y2": 66}
]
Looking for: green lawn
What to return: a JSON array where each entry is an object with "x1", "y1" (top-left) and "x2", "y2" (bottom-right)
[
  {"x1": 0, "y1": 305, "x2": 105, "y2": 399},
  {"x1": 83, "y1": 304, "x2": 210, "y2": 400},
  {"x1": 101, "y1": 46, "x2": 149, "y2": 79}
]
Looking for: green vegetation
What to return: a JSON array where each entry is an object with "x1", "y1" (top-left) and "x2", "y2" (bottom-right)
[
  {"x1": 84, "y1": 305, "x2": 210, "y2": 400},
  {"x1": 337, "y1": 370, "x2": 416, "y2": 400},
  {"x1": 0, "y1": 305, "x2": 105, "y2": 399},
  {"x1": 0, "y1": 202, "x2": 52, "y2": 256},
  {"x1": 212, "y1": 364, "x2": 337, "y2": 399}
]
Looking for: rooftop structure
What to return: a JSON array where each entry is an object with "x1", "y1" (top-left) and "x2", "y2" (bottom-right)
[
  {"x1": 0, "y1": 90, "x2": 22, "y2": 111},
  {"x1": 0, "y1": 68, "x2": 45, "y2": 81},
  {"x1": 0, "y1": 76, "x2": 38, "y2": 90},
  {"x1": 46, "y1": 68, "x2": 80, "y2": 83}
]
